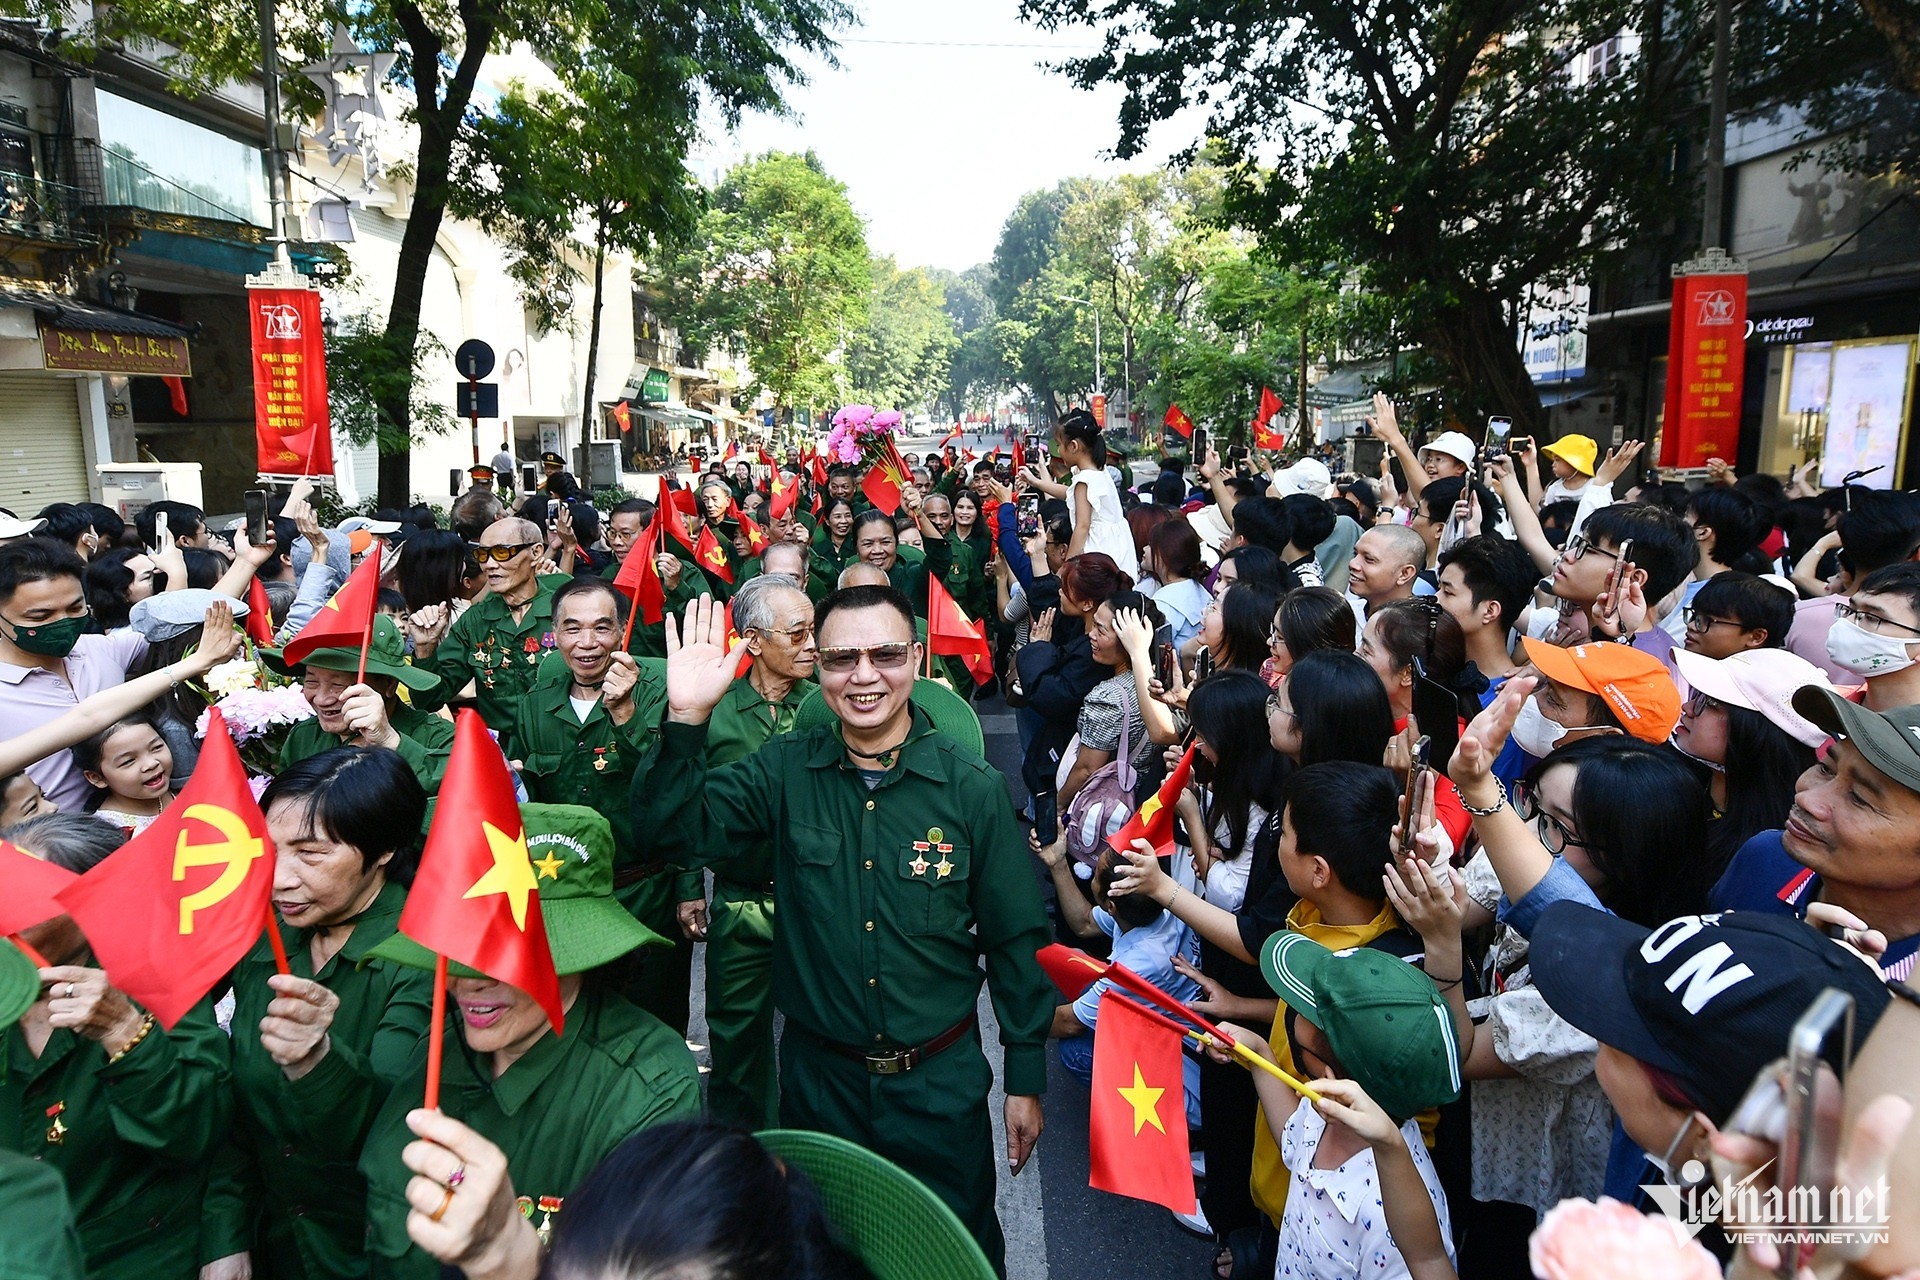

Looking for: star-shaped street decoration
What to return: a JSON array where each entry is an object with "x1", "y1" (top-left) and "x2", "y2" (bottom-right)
[
  {"x1": 1118, "y1": 1063, "x2": 1168, "y2": 1136},
  {"x1": 464, "y1": 820, "x2": 538, "y2": 929}
]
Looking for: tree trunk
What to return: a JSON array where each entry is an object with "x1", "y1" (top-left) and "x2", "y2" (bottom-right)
[
  {"x1": 578, "y1": 210, "x2": 609, "y2": 463},
  {"x1": 1406, "y1": 288, "x2": 1547, "y2": 439}
]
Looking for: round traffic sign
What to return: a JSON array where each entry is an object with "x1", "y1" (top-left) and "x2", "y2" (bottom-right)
[{"x1": 454, "y1": 339, "x2": 496, "y2": 379}]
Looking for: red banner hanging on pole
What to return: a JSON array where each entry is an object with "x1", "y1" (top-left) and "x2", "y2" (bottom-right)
[
  {"x1": 1659, "y1": 259, "x2": 1746, "y2": 469},
  {"x1": 250, "y1": 286, "x2": 334, "y2": 479}
]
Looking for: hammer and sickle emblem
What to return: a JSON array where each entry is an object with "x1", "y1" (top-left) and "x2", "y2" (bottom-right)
[{"x1": 172, "y1": 804, "x2": 266, "y2": 934}]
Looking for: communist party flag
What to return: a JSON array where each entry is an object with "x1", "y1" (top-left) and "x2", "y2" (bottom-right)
[
  {"x1": 769, "y1": 473, "x2": 799, "y2": 520},
  {"x1": 1089, "y1": 993, "x2": 1195, "y2": 1212},
  {"x1": 55, "y1": 711, "x2": 276, "y2": 1028},
  {"x1": 1108, "y1": 743, "x2": 1195, "y2": 857},
  {"x1": 1164, "y1": 404, "x2": 1195, "y2": 439},
  {"x1": 654, "y1": 476, "x2": 698, "y2": 557},
  {"x1": 727, "y1": 500, "x2": 769, "y2": 555},
  {"x1": 694, "y1": 524, "x2": 736, "y2": 584},
  {"x1": 0, "y1": 840, "x2": 77, "y2": 941},
  {"x1": 397, "y1": 710, "x2": 564, "y2": 1032},
  {"x1": 861, "y1": 435, "x2": 912, "y2": 515},
  {"x1": 281, "y1": 541, "x2": 382, "y2": 665},
  {"x1": 614, "y1": 522, "x2": 664, "y2": 630},
  {"x1": 927, "y1": 573, "x2": 993, "y2": 684},
  {"x1": 244, "y1": 575, "x2": 275, "y2": 646}
]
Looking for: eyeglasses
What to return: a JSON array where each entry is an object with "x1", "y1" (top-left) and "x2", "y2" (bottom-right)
[
  {"x1": 1265, "y1": 689, "x2": 1296, "y2": 722},
  {"x1": 470, "y1": 542, "x2": 537, "y2": 563},
  {"x1": 1835, "y1": 601, "x2": 1920, "y2": 639},
  {"x1": 1561, "y1": 533, "x2": 1619, "y2": 564},
  {"x1": 1516, "y1": 787, "x2": 1587, "y2": 856},
  {"x1": 752, "y1": 623, "x2": 816, "y2": 646},
  {"x1": 817, "y1": 643, "x2": 914, "y2": 673},
  {"x1": 1268, "y1": 625, "x2": 1288, "y2": 649},
  {"x1": 1684, "y1": 691, "x2": 1726, "y2": 719},
  {"x1": 1683, "y1": 608, "x2": 1744, "y2": 634}
]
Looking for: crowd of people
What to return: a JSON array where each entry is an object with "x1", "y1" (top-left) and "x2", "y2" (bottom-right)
[{"x1": 0, "y1": 396, "x2": 1916, "y2": 1280}]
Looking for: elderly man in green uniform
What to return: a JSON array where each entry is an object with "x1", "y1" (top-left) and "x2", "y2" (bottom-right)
[
  {"x1": 638, "y1": 588, "x2": 1050, "y2": 1275},
  {"x1": 360, "y1": 806, "x2": 699, "y2": 1279},
  {"x1": 406, "y1": 517, "x2": 565, "y2": 742},
  {"x1": 507, "y1": 577, "x2": 691, "y2": 1034},
  {"x1": 0, "y1": 940, "x2": 85, "y2": 1280},
  {"x1": 642, "y1": 572, "x2": 816, "y2": 1128},
  {"x1": 271, "y1": 615, "x2": 454, "y2": 792}
]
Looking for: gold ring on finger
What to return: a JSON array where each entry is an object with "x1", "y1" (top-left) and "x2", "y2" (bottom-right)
[{"x1": 429, "y1": 1186, "x2": 454, "y2": 1223}]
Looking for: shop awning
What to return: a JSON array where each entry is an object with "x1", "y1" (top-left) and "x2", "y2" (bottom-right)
[{"x1": 0, "y1": 285, "x2": 192, "y2": 339}]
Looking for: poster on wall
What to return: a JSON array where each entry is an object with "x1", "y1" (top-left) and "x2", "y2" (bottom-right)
[
  {"x1": 1659, "y1": 267, "x2": 1747, "y2": 469},
  {"x1": 249, "y1": 286, "x2": 334, "y2": 479},
  {"x1": 1820, "y1": 341, "x2": 1916, "y2": 490}
]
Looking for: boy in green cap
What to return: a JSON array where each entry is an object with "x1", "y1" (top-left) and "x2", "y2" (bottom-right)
[
  {"x1": 359, "y1": 805, "x2": 699, "y2": 1279},
  {"x1": 1217, "y1": 932, "x2": 1461, "y2": 1280},
  {"x1": 269, "y1": 615, "x2": 455, "y2": 792}
]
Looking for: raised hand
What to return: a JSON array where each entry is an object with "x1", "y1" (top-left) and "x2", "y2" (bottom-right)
[
  {"x1": 1383, "y1": 855, "x2": 1464, "y2": 947},
  {"x1": 1450, "y1": 675, "x2": 1535, "y2": 795},
  {"x1": 406, "y1": 604, "x2": 450, "y2": 657},
  {"x1": 601, "y1": 652, "x2": 639, "y2": 720},
  {"x1": 1366, "y1": 392, "x2": 1403, "y2": 442},
  {"x1": 662, "y1": 595, "x2": 741, "y2": 724},
  {"x1": 1594, "y1": 439, "x2": 1645, "y2": 487},
  {"x1": 259, "y1": 973, "x2": 339, "y2": 1079},
  {"x1": 189, "y1": 602, "x2": 243, "y2": 671},
  {"x1": 1113, "y1": 607, "x2": 1154, "y2": 664},
  {"x1": 1310, "y1": 1078, "x2": 1402, "y2": 1146},
  {"x1": 338, "y1": 683, "x2": 399, "y2": 749}
]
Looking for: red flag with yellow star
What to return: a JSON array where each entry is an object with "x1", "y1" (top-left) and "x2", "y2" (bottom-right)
[
  {"x1": 1107, "y1": 743, "x2": 1195, "y2": 857},
  {"x1": 396, "y1": 710, "x2": 564, "y2": 1033},
  {"x1": 769, "y1": 472, "x2": 799, "y2": 520},
  {"x1": 727, "y1": 500, "x2": 769, "y2": 555},
  {"x1": 281, "y1": 541, "x2": 382, "y2": 666},
  {"x1": 54, "y1": 711, "x2": 277, "y2": 1028},
  {"x1": 1163, "y1": 404, "x2": 1194, "y2": 439},
  {"x1": 1088, "y1": 992, "x2": 1195, "y2": 1212},
  {"x1": 694, "y1": 524, "x2": 736, "y2": 585},
  {"x1": 861, "y1": 435, "x2": 912, "y2": 514},
  {"x1": 927, "y1": 573, "x2": 993, "y2": 684}
]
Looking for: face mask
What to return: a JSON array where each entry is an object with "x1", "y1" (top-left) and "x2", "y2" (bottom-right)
[
  {"x1": 1825, "y1": 615, "x2": 1918, "y2": 677},
  {"x1": 1512, "y1": 697, "x2": 1571, "y2": 758},
  {"x1": 1, "y1": 612, "x2": 88, "y2": 658},
  {"x1": 1668, "y1": 730, "x2": 1727, "y2": 774}
]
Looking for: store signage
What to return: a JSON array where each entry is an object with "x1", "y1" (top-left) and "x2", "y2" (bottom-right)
[
  {"x1": 41, "y1": 326, "x2": 191, "y2": 376},
  {"x1": 641, "y1": 367, "x2": 670, "y2": 402},
  {"x1": 248, "y1": 286, "x2": 334, "y2": 478},
  {"x1": 1747, "y1": 315, "x2": 1817, "y2": 344},
  {"x1": 1660, "y1": 266, "x2": 1748, "y2": 468}
]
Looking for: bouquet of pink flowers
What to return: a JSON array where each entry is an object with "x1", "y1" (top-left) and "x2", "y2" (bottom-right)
[
  {"x1": 1529, "y1": 1197, "x2": 1722, "y2": 1280},
  {"x1": 194, "y1": 652, "x2": 313, "y2": 781},
  {"x1": 824, "y1": 405, "x2": 904, "y2": 470}
]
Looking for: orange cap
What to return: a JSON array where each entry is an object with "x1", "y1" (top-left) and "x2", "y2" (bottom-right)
[
  {"x1": 1520, "y1": 637, "x2": 1681, "y2": 744},
  {"x1": 348, "y1": 529, "x2": 374, "y2": 555}
]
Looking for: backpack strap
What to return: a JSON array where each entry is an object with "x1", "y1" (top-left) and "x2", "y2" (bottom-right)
[{"x1": 1117, "y1": 684, "x2": 1138, "y2": 792}]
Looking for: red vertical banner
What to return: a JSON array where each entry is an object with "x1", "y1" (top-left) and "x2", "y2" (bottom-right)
[
  {"x1": 1091, "y1": 393, "x2": 1107, "y2": 427},
  {"x1": 1659, "y1": 269, "x2": 1747, "y2": 469},
  {"x1": 249, "y1": 286, "x2": 334, "y2": 478}
]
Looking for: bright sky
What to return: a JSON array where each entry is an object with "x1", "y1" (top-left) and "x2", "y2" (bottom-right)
[{"x1": 706, "y1": 0, "x2": 1194, "y2": 273}]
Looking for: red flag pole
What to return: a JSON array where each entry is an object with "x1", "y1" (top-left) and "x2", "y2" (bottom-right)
[
  {"x1": 424, "y1": 954, "x2": 448, "y2": 1109},
  {"x1": 8, "y1": 933, "x2": 49, "y2": 968},
  {"x1": 263, "y1": 902, "x2": 291, "y2": 976},
  {"x1": 620, "y1": 592, "x2": 640, "y2": 651}
]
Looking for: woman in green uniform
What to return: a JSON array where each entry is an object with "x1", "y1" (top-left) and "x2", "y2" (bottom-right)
[
  {"x1": 810, "y1": 498, "x2": 859, "y2": 598},
  {"x1": 849, "y1": 501, "x2": 950, "y2": 617},
  {"x1": 1, "y1": 813, "x2": 231, "y2": 1280},
  {"x1": 358, "y1": 805, "x2": 701, "y2": 1280},
  {"x1": 200, "y1": 747, "x2": 433, "y2": 1280}
]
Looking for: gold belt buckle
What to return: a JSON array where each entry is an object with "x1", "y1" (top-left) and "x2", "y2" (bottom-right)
[{"x1": 864, "y1": 1049, "x2": 913, "y2": 1075}]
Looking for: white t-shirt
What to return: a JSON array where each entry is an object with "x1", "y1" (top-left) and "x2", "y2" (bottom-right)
[
  {"x1": 1069, "y1": 468, "x2": 1140, "y2": 579},
  {"x1": 1541, "y1": 478, "x2": 1590, "y2": 507}
]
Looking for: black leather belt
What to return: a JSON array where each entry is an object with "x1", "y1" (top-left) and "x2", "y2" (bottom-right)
[
  {"x1": 804, "y1": 1014, "x2": 976, "y2": 1076},
  {"x1": 612, "y1": 862, "x2": 668, "y2": 887}
]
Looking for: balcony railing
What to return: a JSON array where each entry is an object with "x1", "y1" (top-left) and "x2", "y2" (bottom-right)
[{"x1": 0, "y1": 171, "x2": 96, "y2": 246}]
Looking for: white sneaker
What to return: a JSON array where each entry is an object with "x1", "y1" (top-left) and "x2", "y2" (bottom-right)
[{"x1": 1170, "y1": 1204, "x2": 1211, "y2": 1237}]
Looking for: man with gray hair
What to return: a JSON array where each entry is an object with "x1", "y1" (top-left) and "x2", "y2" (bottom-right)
[
  {"x1": 1345, "y1": 523, "x2": 1428, "y2": 623},
  {"x1": 649, "y1": 572, "x2": 818, "y2": 1126},
  {"x1": 406, "y1": 515, "x2": 566, "y2": 740}
]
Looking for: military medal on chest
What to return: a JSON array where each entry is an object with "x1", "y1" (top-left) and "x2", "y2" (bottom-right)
[
  {"x1": 44, "y1": 1101, "x2": 65, "y2": 1146},
  {"x1": 909, "y1": 827, "x2": 954, "y2": 878},
  {"x1": 592, "y1": 746, "x2": 611, "y2": 772},
  {"x1": 517, "y1": 1194, "x2": 564, "y2": 1245}
]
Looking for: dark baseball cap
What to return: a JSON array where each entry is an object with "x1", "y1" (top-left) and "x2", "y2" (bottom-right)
[
  {"x1": 1531, "y1": 903, "x2": 1891, "y2": 1123},
  {"x1": 1792, "y1": 685, "x2": 1920, "y2": 796}
]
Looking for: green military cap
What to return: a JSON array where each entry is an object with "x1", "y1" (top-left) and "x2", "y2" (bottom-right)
[
  {"x1": 1260, "y1": 932, "x2": 1461, "y2": 1124},
  {"x1": 262, "y1": 615, "x2": 441, "y2": 693},
  {"x1": 757, "y1": 1130, "x2": 996, "y2": 1280},
  {"x1": 0, "y1": 939, "x2": 37, "y2": 1028},
  {"x1": 1793, "y1": 684, "x2": 1920, "y2": 795},
  {"x1": 540, "y1": 451, "x2": 566, "y2": 469},
  {"x1": 368, "y1": 804, "x2": 669, "y2": 977}
]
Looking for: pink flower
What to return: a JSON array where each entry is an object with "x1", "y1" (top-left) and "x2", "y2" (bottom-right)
[
  {"x1": 246, "y1": 774, "x2": 271, "y2": 800},
  {"x1": 1529, "y1": 1197, "x2": 1722, "y2": 1280},
  {"x1": 869, "y1": 409, "x2": 903, "y2": 432},
  {"x1": 832, "y1": 404, "x2": 875, "y2": 431}
]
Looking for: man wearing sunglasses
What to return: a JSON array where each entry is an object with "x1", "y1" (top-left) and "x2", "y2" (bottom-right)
[
  {"x1": 406, "y1": 516, "x2": 568, "y2": 741},
  {"x1": 637, "y1": 587, "x2": 1051, "y2": 1275}
]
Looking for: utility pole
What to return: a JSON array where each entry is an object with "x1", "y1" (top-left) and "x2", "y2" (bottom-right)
[{"x1": 1702, "y1": 0, "x2": 1732, "y2": 246}]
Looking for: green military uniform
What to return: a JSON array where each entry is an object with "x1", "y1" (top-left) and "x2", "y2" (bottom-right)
[
  {"x1": 510, "y1": 661, "x2": 698, "y2": 1035},
  {"x1": 636, "y1": 708, "x2": 1052, "y2": 1274},
  {"x1": 651, "y1": 673, "x2": 808, "y2": 1128},
  {"x1": 599, "y1": 557, "x2": 704, "y2": 658},
  {"x1": 2, "y1": 1002, "x2": 231, "y2": 1280},
  {"x1": 200, "y1": 882, "x2": 432, "y2": 1280},
  {"x1": 278, "y1": 704, "x2": 454, "y2": 794},
  {"x1": 359, "y1": 806, "x2": 699, "y2": 1280},
  {"x1": 412, "y1": 574, "x2": 571, "y2": 739},
  {"x1": 810, "y1": 527, "x2": 858, "y2": 598},
  {"x1": 889, "y1": 536, "x2": 951, "y2": 617},
  {"x1": 0, "y1": 1149, "x2": 84, "y2": 1280}
]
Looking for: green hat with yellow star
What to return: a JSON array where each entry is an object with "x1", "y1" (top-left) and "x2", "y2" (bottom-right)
[{"x1": 367, "y1": 803, "x2": 667, "y2": 977}]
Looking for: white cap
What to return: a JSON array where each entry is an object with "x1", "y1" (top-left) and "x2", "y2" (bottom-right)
[
  {"x1": 1187, "y1": 504, "x2": 1231, "y2": 563},
  {"x1": 1419, "y1": 431, "x2": 1477, "y2": 467},
  {"x1": 1671, "y1": 647, "x2": 1834, "y2": 748},
  {"x1": 0, "y1": 514, "x2": 47, "y2": 539},
  {"x1": 340, "y1": 515, "x2": 404, "y2": 535},
  {"x1": 1269, "y1": 457, "x2": 1332, "y2": 499}
]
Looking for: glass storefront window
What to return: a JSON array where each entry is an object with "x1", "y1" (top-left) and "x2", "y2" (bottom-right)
[
  {"x1": 95, "y1": 92, "x2": 269, "y2": 227},
  {"x1": 1759, "y1": 338, "x2": 1919, "y2": 488}
]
